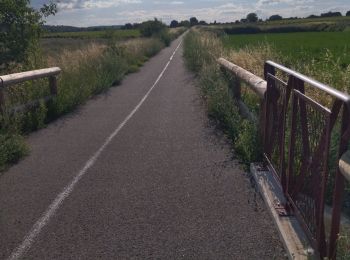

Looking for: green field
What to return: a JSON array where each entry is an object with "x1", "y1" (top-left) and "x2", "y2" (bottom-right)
[
  {"x1": 43, "y1": 29, "x2": 140, "y2": 39},
  {"x1": 222, "y1": 31, "x2": 350, "y2": 67}
]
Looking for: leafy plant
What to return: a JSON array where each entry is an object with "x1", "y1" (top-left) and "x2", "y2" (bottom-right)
[{"x1": 0, "y1": 0, "x2": 56, "y2": 72}]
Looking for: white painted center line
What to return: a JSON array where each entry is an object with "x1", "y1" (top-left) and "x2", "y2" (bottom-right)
[{"x1": 7, "y1": 39, "x2": 183, "y2": 260}]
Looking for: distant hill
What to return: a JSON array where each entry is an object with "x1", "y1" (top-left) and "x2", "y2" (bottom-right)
[{"x1": 42, "y1": 25, "x2": 123, "y2": 33}]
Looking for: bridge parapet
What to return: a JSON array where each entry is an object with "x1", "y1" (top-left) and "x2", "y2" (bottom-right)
[{"x1": 219, "y1": 58, "x2": 350, "y2": 259}]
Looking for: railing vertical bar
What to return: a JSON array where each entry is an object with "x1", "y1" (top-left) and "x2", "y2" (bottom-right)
[
  {"x1": 317, "y1": 113, "x2": 331, "y2": 257},
  {"x1": 0, "y1": 78, "x2": 4, "y2": 113},
  {"x1": 287, "y1": 87, "x2": 299, "y2": 197},
  {"x1": 329, "y1": 105, "x2": 349, "y2": 259},
  {"x1": 49, "y1": 76, "x2": 58, "y2": 96}
]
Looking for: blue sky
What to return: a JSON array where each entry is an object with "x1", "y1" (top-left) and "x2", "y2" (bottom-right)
[{"x1": 31, "y1": 0, "x2": 350, "y2": 27}]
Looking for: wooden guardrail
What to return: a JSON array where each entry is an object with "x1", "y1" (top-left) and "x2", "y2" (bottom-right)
[
  {"x1": 217, "y1": 58, "x2": 266, "y2": 123},
  {"x1": 217, "y1": 58, "x2": 266, "y2": 98},
  {"x1": 0, "y1": 67, "x2": 61, "y2": 113},
  {"x1": 218, "y1": 57, "x2": 350, "y2": 259}
]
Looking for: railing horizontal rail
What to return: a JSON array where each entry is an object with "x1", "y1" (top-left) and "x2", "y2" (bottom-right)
[
  {"x1": 217, "y1": 58, "x2": 266, "y2": 98},
  {"x1": 0, "y1": 67, "x2": 61, "y2": 88},
  {"x1": 266, "y1": 60, "x2": 350, "y2": 104}
]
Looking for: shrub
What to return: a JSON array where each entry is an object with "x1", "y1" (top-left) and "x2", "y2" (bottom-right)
[
  {"x1": 0, "y1": 0, "x2": 56, "y2": 72},
  {"x1": 140, "y1": 19, "x2": 167, "y2": 37},
  {"x1": 139, "y1": 19, "x2": 172, "y2": 46},
  {"x1": 0, "y1": 133, "x2": 28, "y2": 171}
]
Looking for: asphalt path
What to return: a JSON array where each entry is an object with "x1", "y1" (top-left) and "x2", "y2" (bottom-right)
[{"x1": 0, "y1": 35, "x2": 285, "y2": 259}]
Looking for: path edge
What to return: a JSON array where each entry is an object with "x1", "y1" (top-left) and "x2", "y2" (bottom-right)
[{"x1": 250, "y1": 163, "x2": 315, "y2": 260}]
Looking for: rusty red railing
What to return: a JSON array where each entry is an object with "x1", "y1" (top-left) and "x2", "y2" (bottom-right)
[{"x1": 219, "y1": 58, "x2": 350, "y2": 259}]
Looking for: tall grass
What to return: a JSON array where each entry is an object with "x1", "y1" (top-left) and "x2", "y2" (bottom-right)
[
  {"x1": 0, "y1": 37, "x2": 166, "y2": 171},
  {"x1": 183, "y1": 30, "x2": 263, "y2": 164}
]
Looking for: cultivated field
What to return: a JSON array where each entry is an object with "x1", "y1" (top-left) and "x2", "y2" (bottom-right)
[
  {"x1": 222, "y1": 31, "x2": 350, "y2": 67},
  {"x1": 42, "y1": 29, "x2": 140, "y2": 39}
]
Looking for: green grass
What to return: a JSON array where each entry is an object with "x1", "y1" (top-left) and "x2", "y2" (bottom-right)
[
  {"x1": 222, "y1": 31, "x2": 350, "y2": 67},
  {"x1": 43, "y1": 29, "x2": 140, "y2": 39}
]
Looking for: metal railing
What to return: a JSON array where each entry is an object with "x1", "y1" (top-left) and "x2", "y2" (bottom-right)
[
  {"x1": 0, "y1": 67, "x2": 61, "y2": 113},
  {"x1": 219, "y1": 58, "x2": 350, "y2": 259}
]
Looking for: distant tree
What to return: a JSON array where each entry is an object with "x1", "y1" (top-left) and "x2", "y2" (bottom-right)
[
  {"x1": 346, "y1": 11, "x2": 350, "y2": 16},
  {"x1": 234, "y1": 20, "x2": 240, "y2": 24},
  {"x1": 123, "y1": 23, "x2": 133, "y2": 30},
  {"x1": 268, "y1": 14, "x2": 283, "y2": 21},
  {"x1": 240, "y1": 18, "x2": 248, "y2": 23},
  {"x1": 307, "y1": 14, "x2": 319, "y2": 19},
  {"x1": 179, "y1": 20, "x2": 190, "y2": 27},
  {"x1": 170, "y1": 20, "x2": 179, "y2": 28},
  {"x1": 133, "y1": 23, "x2": 141, "y2": 29},
  {"x1": 0, "y1": 0, "x2": 57, "y2": 71},
  {"x1": 198, "y1": 20, "x2": 207, "y2": 25},
  {"x1": 139, "y1": 18, "x2": 167, "y2": 37},
  {"x1": 246, "y1": 13, "x2": 258, "y2": 23},
  {"x1": 189, "y1": 17, "x2": 199, "y2": 26},
  {"x1": 321, "y1": 11, "x2": 342, "y2": 17}
]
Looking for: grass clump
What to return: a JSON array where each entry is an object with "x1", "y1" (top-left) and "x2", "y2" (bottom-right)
[{"x1": 0, "y1": 133, "x2": 28, "y2": 171}]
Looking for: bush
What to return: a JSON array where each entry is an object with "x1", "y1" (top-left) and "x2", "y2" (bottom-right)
[
  {"x1": 0, "y1": 0, "x2": 56, "y2": 72},
  {"x1": 140, "y1": 19, "x2": 167, "y2": 37},
  {"x1": 0, "y1": 133, "x2": 28, "y2": 171},
  {"x1": 139, "y1": 19, "x2": 172, "y2": 46}
]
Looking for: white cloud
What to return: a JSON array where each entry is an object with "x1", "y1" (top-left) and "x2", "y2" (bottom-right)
[{"x1": 57, "y1": 0, "x2": 142, "y2": 10}]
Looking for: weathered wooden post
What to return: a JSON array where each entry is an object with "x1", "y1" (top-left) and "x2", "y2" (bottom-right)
[
  {"x1": 49, "y1": 75, "x2": 58, "y2": 96},
  {"x1": 0, "y1": 78, "x2": 4, "y2": 113}
]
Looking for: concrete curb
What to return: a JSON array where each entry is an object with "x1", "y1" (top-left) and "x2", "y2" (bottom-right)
[{"x1": 251, "y1": 163, "x2": 315, "y2": 260}]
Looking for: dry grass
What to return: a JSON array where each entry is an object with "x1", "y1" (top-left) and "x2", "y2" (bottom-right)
[{"x1": 46, "y1": 42, "x2": 107, "y2": 70}]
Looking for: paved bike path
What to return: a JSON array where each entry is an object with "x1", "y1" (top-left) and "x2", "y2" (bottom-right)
[{"x1": 0, "y1": 36, "x2": 285, "y2": 259}]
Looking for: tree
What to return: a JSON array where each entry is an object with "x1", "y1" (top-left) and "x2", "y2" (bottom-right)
[
  {"x1": 0, "y1": 0, "x2": 56, "y2": 71},
  {"x1": 123, "y1": 23, "x2": 133, "y2": 30},
  {"x1": 268, "y1": 14, "x2": 283, "y2": 21},
  {"x1": 189, "y1": 17, "x2": 198, "y2": 26},
  {"x1": 139, "y1": 18, "x2": 167, "y2": 37},
  {"x1": 347, "y1": 11, "x2": 350, "y2": 16},
  {"x1": 198, "y1": 20, "x2": 207, "y2": 25},
  {"x1": 246, "y1": 13, "x2": 258, "y2": 23},
  {"x1": 179, "y1": 20, "x2": 190, "y2": 27},
  {"x1": 170, "y1": 20, "x2": 179, "y2": 28},
  {"x1": 321, "y1": 11, "x2": 342, "y2": 17}
]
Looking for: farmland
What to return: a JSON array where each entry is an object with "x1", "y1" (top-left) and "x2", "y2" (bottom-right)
[
  {"x1": 222, "y1": 31, "x2": 350, "y2": 68},
  {"x1": 42, "y1": 29, "x2": 140, "y2": 39}
]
